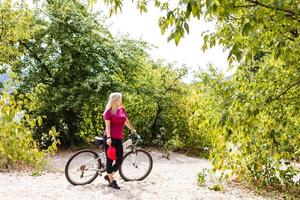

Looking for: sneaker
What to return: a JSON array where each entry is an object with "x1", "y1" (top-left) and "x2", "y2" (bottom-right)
[
  {"x1": 108, "y1": 180, "x2": 120, "y2": 190},
  {"x1": 104, "y1": 175, "x2": 109, "y2": 183}
]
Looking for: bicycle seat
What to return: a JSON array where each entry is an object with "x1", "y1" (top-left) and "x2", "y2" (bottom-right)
[
  {"x1": 94, "y1": 136, "x2": 103, "y2": 142},
  {"x1": 94, "y1": 136, "x2": 103, "y2": 146}
]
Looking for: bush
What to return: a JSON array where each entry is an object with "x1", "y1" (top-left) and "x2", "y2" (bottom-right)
[
  {"x1": 197, "y1": 169, "x2": 208, "y2": 186},
  {"x1": 0, "y1": 91, "x2": 59, "y2": 171},
  {"x1": 165, "y1": 134, "x2": 185, "y2": 151}
]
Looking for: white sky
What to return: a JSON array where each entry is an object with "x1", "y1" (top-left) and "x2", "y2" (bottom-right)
[{"x1": 94, "y1": 1, "x2": 231, "y2": 81}]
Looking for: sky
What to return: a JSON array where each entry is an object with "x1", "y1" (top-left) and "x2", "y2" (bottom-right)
[{"x1": 94, "y1": 1, "x2": 231, "y2": 81}]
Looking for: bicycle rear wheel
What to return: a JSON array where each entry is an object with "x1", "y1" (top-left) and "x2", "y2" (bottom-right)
[
  {"x1": 65, "y1": 149, "x2": 102, "y2": 185},
  {"x1": 119, "y1": 149, "x2": 153, "y2": 181}
]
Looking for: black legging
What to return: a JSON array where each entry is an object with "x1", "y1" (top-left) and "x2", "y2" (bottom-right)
[{"x1": 103, "y1": 135, "x2": 124, "y2": 174}]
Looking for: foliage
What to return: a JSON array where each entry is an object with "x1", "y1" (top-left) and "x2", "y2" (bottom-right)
[
  {"x1": 192, "y1": 66, "x2": 300, "y2": 191},
  {"x1": 208, "y1": 184, "x2": 225, "y2": 192},
  {"x1": 165, "y1": 134, "x2": 185, "y2": 151},
  {"x1": 0, "y1": 90, "x2": 59, "y2": 171},
  {"x1": 7, "y1": 0, "x2": 150, "y2": 146},
  {"x1": 122, "y1": 61, "x2": 189, "y2": 146},
  {"x1": 197, "y1": 169, "x2": 207, "y2": 186},
  {"x1": 101, "y1": 0, "x2": 300, "y2": 51},
  {"x1": 185, "y1": 66, "x2": 233, "y2": 151},
  {"x1": 101, "y1": 0, "x2": 300, "y2": 192},
  {"x1": 2, "y1": 0, "x2": 190, "y2": 148},
  {"x1": 2, "y1": 0, "x2": 299, "y2": 193},
  {"x1": 0, "y1": 0, "x2": 35, "y2": 88},
  {"x1": 0, "y1": 0, "x2": 59, "y2": 171},
  {"x1": 0, "y1": 0, "x2": 34, "y2": 68}
]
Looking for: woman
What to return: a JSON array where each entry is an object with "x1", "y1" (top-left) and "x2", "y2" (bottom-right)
[{"x1": 103, "y1": 92, "x2": 135, "y2": 189}]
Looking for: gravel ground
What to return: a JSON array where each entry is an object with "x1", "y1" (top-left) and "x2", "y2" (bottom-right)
[{"x1": 0, "y1": 150, "x2": 275, "y2": 200}]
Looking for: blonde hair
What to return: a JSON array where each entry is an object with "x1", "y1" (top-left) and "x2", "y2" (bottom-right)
[{"x1": 103, "y1": 92, "x2": 122, "y2": 115}]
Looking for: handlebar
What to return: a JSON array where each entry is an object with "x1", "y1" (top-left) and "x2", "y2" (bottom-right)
[{"x1": 128, "y1": 132, "x2": 142, "y2": 144}]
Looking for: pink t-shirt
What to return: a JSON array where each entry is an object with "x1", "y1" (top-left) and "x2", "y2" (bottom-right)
[{"x1": 104, "y1": 107, "x2": 127, "y2": 139}]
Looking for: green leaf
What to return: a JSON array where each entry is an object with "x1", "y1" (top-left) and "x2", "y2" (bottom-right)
[
  {"x1": 184, "y1": 22, "x2": 189, "y2": 34},
  {"x1": 242, "y1": 22, "x2": 250, "y2": 36}
]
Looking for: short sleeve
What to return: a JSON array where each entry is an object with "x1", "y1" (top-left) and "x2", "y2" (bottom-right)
[
  {"x1": 121, "y1": 107, "x2": 128, "y2": 117},
  {"x1": 104, "y1": 110, "x2": 111, "y2": 120}
]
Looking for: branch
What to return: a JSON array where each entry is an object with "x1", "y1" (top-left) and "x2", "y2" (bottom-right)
[
  {"x1": 246, "y1": 0, "x2": 299, "y2": 19},
  {"x1": 163, "y1": 73, "x2": 183, "y2": 96},
  {"x1": 273, "y1": 79, "x2": 300, "y2": 101},
  {"x1": 233, "y1": 4, "x2": 257, "y2": 9},
  {"x1": 279, "y1": 30, "x2": 296, "y2": 42},
  {"x1": 19, "y1": 41, "x2": 54, "y2": 80},
  {"x1": 284, "y1": 34, "x2": 295, "y2": 42}
]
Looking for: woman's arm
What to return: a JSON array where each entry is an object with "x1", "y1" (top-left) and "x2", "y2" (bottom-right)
[
  {"x1": 122, "y1": 107, "x2": 135, "y2": 132},
  {"x1": 105, "y1": 120, "x2": 111, "y2": 137},
  {"x1": 125, "y1": 118, "x2": 135, "y2": 133},
  {"x1": 105, "y1": 120, "x2": 112, "y2": 145}
]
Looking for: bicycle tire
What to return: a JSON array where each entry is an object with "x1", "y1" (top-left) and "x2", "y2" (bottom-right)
[
  {"x1": 65, "y1": 149, "x2": 101, "y2": 185},
  {"x1": 119, "y1": 149, "x2": 153, "y2": 181}
]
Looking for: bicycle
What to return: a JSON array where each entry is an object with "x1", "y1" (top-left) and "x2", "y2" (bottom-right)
[{"x1": 65, "y1": 133, "x2": 153, "y2": 185}]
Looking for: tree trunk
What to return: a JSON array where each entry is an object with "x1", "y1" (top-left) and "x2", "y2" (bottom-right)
[
  {"x1": 64, "y1": 110, "x2": 77, "y2": 147},
  {"x1": 151, "y1": 103, "x2": 162, "y2": 143}
]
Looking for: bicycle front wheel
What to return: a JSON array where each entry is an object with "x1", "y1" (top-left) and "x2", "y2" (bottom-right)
[
  {"x1": 65, "y1": 149, "x2": 102, "y2": 185},
  {"x1": 119, "y1": 149, "x2": 153, "y2": 181}
]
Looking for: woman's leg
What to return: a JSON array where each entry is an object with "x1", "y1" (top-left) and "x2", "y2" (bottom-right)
[
  {"x1": 111, "y1": 139, "x2": 124, "y2": 172},
  {"x1": 103, "y1": 135, "x2": 114, "y2": 182}
]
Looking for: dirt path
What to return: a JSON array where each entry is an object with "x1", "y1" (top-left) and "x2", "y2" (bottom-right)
[{"x1": 0, "y1": 150, "x2": 273, "y2": 200}]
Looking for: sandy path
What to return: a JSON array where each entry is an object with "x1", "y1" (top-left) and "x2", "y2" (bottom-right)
[{"x1": 0, "y1": 150, "x2": 271, "y2": 200}]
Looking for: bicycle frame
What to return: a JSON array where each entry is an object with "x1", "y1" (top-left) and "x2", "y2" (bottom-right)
[
  {"x1": 123, "y1": 133, "x2": 142, "y2": 151},
  {"x1": 92, "y1": 133, "x2": 142, "y2": 173},
  {"x1": 122, "y1": 138, "x2": 133, "y2": 151}
]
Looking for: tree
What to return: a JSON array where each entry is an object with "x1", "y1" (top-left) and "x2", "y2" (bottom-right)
[
  {"x1": 122, "y1": 59, "x2": 189, "y2": 146},
  {"x1": 0, "y1": 0, "x2": 35, "y2": 87},
  {"x1": 11, "y1": 0, "x2": 149, "y2": 146}
]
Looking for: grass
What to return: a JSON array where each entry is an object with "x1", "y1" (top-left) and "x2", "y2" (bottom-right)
[
  {"x1": 197, "y1": 170, "x2": 207, "y2": 186},
  {"x1": 208, "y1": 184, "x2": 225, "y2": 191}
]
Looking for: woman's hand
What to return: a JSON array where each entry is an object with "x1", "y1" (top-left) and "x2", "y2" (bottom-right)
[
  {"x1": 106, "y1": 137, "x2": 112, "y2": 146},
  {"x1": 131, "y1": 129, "x2": 136, "y2": 133}
]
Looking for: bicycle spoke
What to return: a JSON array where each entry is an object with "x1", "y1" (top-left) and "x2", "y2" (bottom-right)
[
  {"x1": 120, "y1": 150, "x2": 152, "y2": 181},
  {"x1": 65, "y1": 151, "x2": 100, "y2": 185}
]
